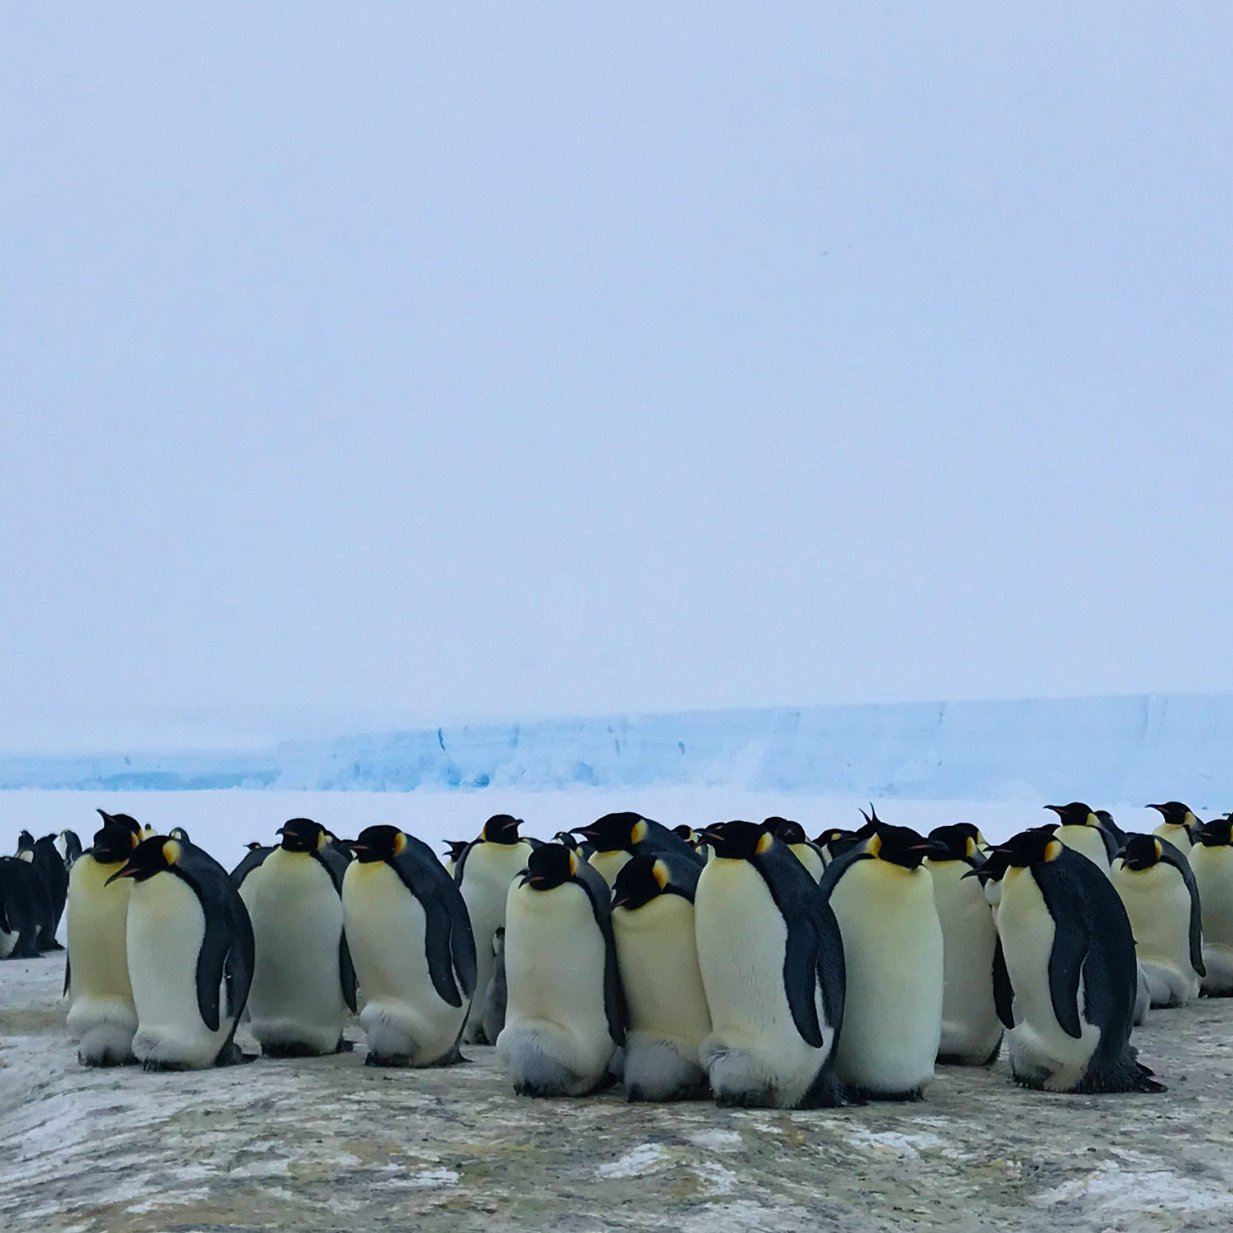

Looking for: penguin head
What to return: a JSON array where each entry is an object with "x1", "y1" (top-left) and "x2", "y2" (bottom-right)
[
  {"x1": 443, "y1": 839, "x2": 471, "y2": 863},
  {"x1": 244, "y1": 840, "x2": 264, "y2": 852},
  {"x1": 963, "y1": 846, "x2": 1011, "y2": 884},
  {"x1": 697, "y1": 820, "x2": 773, "y2": 861},
  {"x1": 763, "y1": 817, "x2": 808, "y2": 845},
  {"x1": 1195, "y1": 817, "x2": 1233, "y2": 847},
  {"x1": 553, "y1": 830, "x2": 582, "y2": 851},
  {"x1": 572, "y1": 812, "x2": 647, "y2": 853},
  {"x1": 96, "y1": 809, "x2": 142, "y2": 837},
  {"x1": 924, "y1": 822, "x2": 983, "y2": 861},
  {"x1": 672, "y1": 823, "x2": 701, "y2": 845},
  {"x1": 1118, "y1": 833, "x2": 1165, "y2": 871},
  {"x1": 17, "y1": 829, "x2": 35, "y2": 852},
  {"x1": 105, "y1": 836, "x2": 185, "y2": 884},
  {"x1": 276, "y1": 818, "x2": 327, "y2": 854},
  {"x1": 90, "y1": 823, "x2": 142, "y2": 865},
  {"x1": 492, "y1": 925, "x2": 505, "y2": 956},
  {"x1": 520, "y1": 842, "x2": 580, "y2": 891},
  {"x1": 865, "y1": 821, "x2": 929, "y2": 870},
  {"x1": 1094, "y1": 809, "x2": 1119, "y2": 831},
  {"x1": 1146, "y1": 801, "x2": 1197, "y2": 829},
  {"x1": 611, "y1": 856, "x2": 672, "y2": 911},
  {"x1": 480, "y1": 814, "x2": 523, "y2": 844},
  {"x1": 168, "y1": 827, "x2": 192, "y2": 843},
  {"x1": 990, "y1": 827, "x2": 1066, "y2": 868},
  {"x1": 815, "y1": 827, "x2": 859, "y2": 858},
  {"x1": 349, "y1": 826, "x2": 412, "y2": 862},
  {"x1": 1044, "y1": 802, "x2": 1099, "y2": 828}
]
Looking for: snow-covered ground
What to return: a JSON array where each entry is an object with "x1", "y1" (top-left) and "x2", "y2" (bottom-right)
[{"x1": 0, "y1": 788, "x2": 1185, "y2": 871}]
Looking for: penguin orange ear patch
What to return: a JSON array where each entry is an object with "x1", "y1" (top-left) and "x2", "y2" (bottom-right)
[
  {"x1": 568, "y1": 851, "x2": 579, "y2": 878},
  {"x1": 965, "y1": 837, "x2": 977, "y2": 858},
  {"x1": 756, "y1": 831, "x2": 774, "y2": 855},
  {"x1": 652, "y1": 860, "x2": 669, "y2": 889},
  {"x1": 867, "y1": 833, "x2": 883, "y2": 858},
  {"x1": 1153, "y1": 839, "x2": 1163, "y2": 861},
  {"x1": 1044, "y1": 840, "x2": 1062, "y2": 862},
  {"x1": 393, "y1": 832, "x2": 408, "y2": 856},
  {"x1": 162, "y1": 840, "x2": 181, "y2": 866},
  {"x1": 631, "y1": 819, "x2": 648, "y2": 845}
]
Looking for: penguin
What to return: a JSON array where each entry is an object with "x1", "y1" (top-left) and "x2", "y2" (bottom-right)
[
  {"x1": 442, "y1": 839, "x2": 470, "y2": 879},
  {"x1": 1111, "y1": 833, "x2": 1204, "y2": 1008},
  {"x1": 1094, "y1": 810, "x2": 1127, "y2": 848},
  {"x1": 763, "y1": 817, "x2": 825, "y2": 882},
  {"x1": 922, "y1": 823, "x2": 1002, "y2": 1065},
  {"x1": 230, "y1": 841, "x2": 273, "y2": 884},
  {"x1": 455, "y1": 815, "x2": 536, "y2": 1043},
  {"x1": 1146, "y1": 802, "x2": 1199, "y2": 856},
  {"x1": 814, "y1": 828, "x2": 861, "y2": 867},
  {"x1": 56, "y1": 830, "x2": 83, "y2": 868},
  {"x1": 0, "y1": 856, "x2": 48, "y2": 958},
  {"x1": 65, "y1": 821, "x2": 143, "y2": 1065},
  {"x1": 107, "y1": 835, "x2": 254, "y2": 1070},
  {"x1": 553, "y1": 830, "x2": 594, "y2": 859},
  {"x1": 236, "y1": 818, "x2": 357, "y2": 1057},
  {"x1": 1189, "y1": 817, "x2": 1233, "y2": 995},
  {"x1": 18, "y1": 833, "x2": 68, "y2": 950},
  {"x1": 570, "y1": 812, "x2": 702, "y2": 888},
  {"x1": 480, "y1": 926, "x2": 508, "y2": 1048},
  {"x1": 610, "y1": 853, "x2": 711, "y2": 1101},
  {"x1": 1043, "y1": 803, "x2": 1119, "y2": 874},
  {"x1": 991, "y1": 828, "x2": 1163, "y2": 1093},
  {"x1": 693, "y1": 821, "x2": 846, "y2": 1109},
  {"x1": 820, "y1": 818, "x2": 943, "y2": 1100},
  {"x1": 497, "y1": 843, "x2": 625, "y2": 1096},
  {"x1": 672, "y1": 824, "x2": 701, "y2": 846},
  {"x1": 343, "y1": 825, "x2": 476, "y2": 1067}
]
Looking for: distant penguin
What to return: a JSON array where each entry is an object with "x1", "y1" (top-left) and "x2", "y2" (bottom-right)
[
  {"x1": 570, "y1": 812, "x2": 701, "y2": 888},
  {"x1": 1112, "y1": 834, "x2": 1204, "y2": 1008},
  {"x1": 56, "y1": 830, "x2": 83, "y2": 868},
  {"x1": 109, "y1": 836, "x2": 254, "y2": 1070},
  {"x1": 0, "y1": 856, "x2": 47, "y2": 959},
  {"x1": 19, "y1": 833, "x2": 69, "y2": 950},
  {"x1": 763, "y1": 817, "x2": 825, "y2": 882},
  {"x1": 498, "y1": 843, "x2": 625, "y2": 1096},
  {"x1": 694, "y1": 821, "x2": 846, "y2": 1109},
  {"x1": 456, "y1": 815, "x2": 535, "y2": 1043},
  {"x1": 992, "y1": 828, "x2": 1162, "y2": 1093},
  {"x1": 65, "y1": 822, "x2": 142, "y2": 1065},
  {"x1": 814, "y1": 828, "x2": 861, "y2": 867},
  {"x1": 343, "y1": 826, "x2": 476, "y2": 1066},
  {"x1": 1146, "y1": 802, "x2": 1199, "y2": 856},
  {"x1": 1094, "y1": 810, "x2": 1127, "y2": 847},
  {"x1": 442, "y1": 840, "x2": 470, "y2": 879},
  {"x1": 820, "y1": 818, "x2": 943, "y2": 1100},
  {"x1": 611, "y1": 853, "x2": 711, "y2": 1101},
  {"x1": 1044, "y1": 803, "x2": 1118, "y2": 874},
  {"x1": 1189, "y1": 817, "x2": 1233, "y2": 995},
  {"x1": 236, "y1": 818, "x2": 357, "y2": 1057},
  {"x1": 923, "y1": 823, "x2": 1002, "y2": 1065},
  {"x1": 481, "y1": 926, "x2": 508, "y2": 1047},
  {"x1": 230, "y1": 841, "x2": 273, "y2": 884}
]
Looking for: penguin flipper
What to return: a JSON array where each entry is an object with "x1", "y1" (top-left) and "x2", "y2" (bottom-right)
[
  {"x1": 389, "y1": 850, "x2": 468, "y2": 1007},
  {"x1": 339, "y1": 932, "x2": 358, "y2": 1013},
  {"x1": 992, "y1": 937, "x2": 1015, "y2": 1030},
  {"x1": 447, "y1": 886, "x2": 478, "y2": 1002},
  {"x1": 1039, "y1": 873, "x2": 1087, "y2": 1040},
  {"x1": 63, "y1": 951, "x2": 71, "y2": 998}
]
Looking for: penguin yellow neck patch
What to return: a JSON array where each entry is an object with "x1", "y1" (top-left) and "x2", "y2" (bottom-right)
[
  {"x1": 161, "y1": 840, "x2": 182, "y2": 866},
  {"x1": 631, "y1": 819, "x2": 648, "y2": 845},
  {"x1": 652, "y1": 860, "x2": 669, "y2": 889},
  {"x1": 1044, "y1": 840, "x2": 1062, "y2": 862},
  {"x1": 867, "y1": 833, "x2": 883, "y2": 858},
  {"x1": 393, "y1": 832, "x2": 408, "y2": 856},
  {"x1": 755, "y1": 832, "x2": 774, "y2": 855}
]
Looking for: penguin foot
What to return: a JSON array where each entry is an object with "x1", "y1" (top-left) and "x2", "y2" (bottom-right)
[
  {"x1": 365, "y1": 1052, "x2": 411, "y2": 1068},
  {"x1": 625, "y1": 1081, "x2": 710, "y2": 1104},
  {"x1": 336, "y1": 1037, "x2": 356, "y2": 1053},
  {"x1": 851, "y1": 1086, "x2": 925, "y2": 1103},
  {"x1": 262, "y1": 1041, "x2": 333, "y2": 1059},
  {"x1": 215, "y1": 1043, "x2": 257, "y2": 1067}
]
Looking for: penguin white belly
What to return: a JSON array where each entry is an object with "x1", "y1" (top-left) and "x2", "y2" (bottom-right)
[
  {"x1": 498, "y1": 881, "x2": 613, "y2": 1095},
  {"x1": 926, "y1": 860, "x2": 1001, "y2": 1064},
  {"x1": 1190, "y1": 847, "x2": 1233, "y2": 994},
  {"x1": 459, "y1": 842, "x2": 532, "y2": 1041},
  {"x1": 241, "y1": 851, "x2": 347, "y2": 1053},
  {"x1": 998, "y1": 867, "x2": 1101, "y2": 1090},
  {"x1": 343, "y1": 861, "x2": 466, "y2": 1065},
  {"x1": 1055, "y1": 827, "x2": 1111, "y2": 877},
  {"x1": 695, "y1": 861, "x2": 827, "y2": 1106},
  {"x1": 66, "y1": 857, "x2": 137, "y2": 1064},
  {"x1": 588, "y1": 849, "x2": 631, "y2": 887},
  {"x1": 1113, "y1": 864, "x2": 1199, "y2": 1007},
  {"x1": 1153, "y1": 823, "x2": 1194, "y2": 856},
  {"x1": 830, "y1": 865, "x2": 942, "y2": 1094},
  {"x1": 127, "y1": 875, "x2": 233, "y2": 1069}
]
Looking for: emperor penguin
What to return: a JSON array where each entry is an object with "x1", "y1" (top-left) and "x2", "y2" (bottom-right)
[
  {"x1": 57, "y1": 830, "x2": 83, "y2": 868},
  {"x1": 570, "y1": 812, "x2": 702, "y2": 888},
  {"x1": 343, "y1": 825, "x2": 476, "y2": 1066},
  {"x1": 991, "y1": 828, "x2": 1163, "y2": 1093},
  {"x1": 922, "y1": 823, "x2": 1002, "y2": 1065},
  {"x1": 108, "y1": 835, "x2": 254, "y2": 1070},
  {"x1": 1111, "y1": 834, "x2": 1204, "y2": 1008},
  {"x1": 814, "y1": 828, "x2": 860, "y2": 867},
  {"x1": 1189, "y1": 817, "x2": 1233, "y2": 995},
  {"x1": 455, "y1": 814, "x2": 536, "y2": 1043},
  {"x1": 442, "y1": 840, "x2": 469, "y2": 879},
  {"x1": 0, "y1": 856, "x2": 48, "y2": 959},
  {"x1": 236, "y1": 818, "x2": 357, "y2": 1056},
  {"x1": 230, "y1": 841, "x2": 273, "y2": 884},
  {"x1": 1044, "y1": 803, "x2": 1118, "y2": 875},
  {"x1": 20, "y1": 833, "x2": 68, "y2": 950},
  {"x1": 763, "y1": 817, "x2": 825, "y2": 882},
  {"x1": 1146, "y1": 802, "x2": 1200, "y2": 857},
  {"x1": 497, "y1": 843, "x2": 625, "y2": 1096},
  {"x1": 65, "y1": 820, "x2": 142, "y2": 1065},
  {"x1": 553, "y1": 830, "x2": 593, "y2": 860},
  {"x1": 820, "y1": 818, "x2": 943, "y2": 1100},
  {"x1": 610, "y1": 853, "x2": 711, "y2": 1101},
  {"x1": 694, "y1": 821, "x2": 846, "y2": 1109}
]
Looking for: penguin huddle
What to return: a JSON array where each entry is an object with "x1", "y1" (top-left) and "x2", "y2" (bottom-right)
[{"x1": 7, "y1": 801, "x2": 1233, "y2": 1106}]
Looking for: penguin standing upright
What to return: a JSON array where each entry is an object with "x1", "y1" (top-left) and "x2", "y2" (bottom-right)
[
  {"x1": 57, "y1": 830, "x2": 83, "y2": 868},
  {"x1": 694, "y1": 821, "x2": 846, "y2": 1109},
  {"x1": 923, "y1": 823, "x2": 1002, "y2": 1065},
  {"x1": 17, "y1": 833, "x2": 69, "y2": 950},
  {"x1": 442, "y1": 840, "x2": 470, "y2": 879},
  {"x1": 108, "y1": 835, "x2": 254, "y2": 1070},
  {"x1": 1189, "y1": 817, "x2": 1233, "y2": 995},
  {"x1": 235, "y1": 818, "x2": 357, "y2": 1057},
  {"x1": 498, "y1": 843, "x2": 625, "y2": 1096},
  {"x1": 455, "y1": 815, "x2": 535, "y2": 1043},
  {"x1": 820, "y1": 819, "x2": 943, "y2": 1100},
  {"x1": 763, "y1": 818, "x2": 825, "y2": 882},
  {"x1": 1146, "y1": 802, "x2": 1200, "y2": 856},
  {"x1": 992, "y1": 828, "x2": 1162, "y2": 1093},
  {"x1": 343, "y1": 826, "x2": 476, "y2": 1066},
  {"x1": 0, "y1": 856, "x2": 47, "y2": 958},
  {"x1": 230, "y1": 842, "x2": 273, "y2": 884},
  {"x1": 570, "y1": 812, "x2": 702, "y2": 888},
  {"x1": 1112, "y1": 834, "x2": 1204, "y2": 1008},
  {"x1": 1044, "y1": 803, "x2": 1118, "y2": 875},
  {"x1": 611, "y1": 853, "x2": 711, "y2": 1101},
  {"x1": 65, "y1": 819, "x2": 142, "y2": 1065}
]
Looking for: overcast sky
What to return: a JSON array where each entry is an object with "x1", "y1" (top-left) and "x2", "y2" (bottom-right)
[{"x1": 2, "y1": 4, "x2": 1231, "y2": 753}]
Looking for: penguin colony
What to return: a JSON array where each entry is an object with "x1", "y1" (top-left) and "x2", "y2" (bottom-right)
[{"x1": 4, "y1": 801, "x2": 1233, "y2": 1105}]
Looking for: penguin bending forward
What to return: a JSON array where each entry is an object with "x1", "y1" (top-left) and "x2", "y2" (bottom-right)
[
  {"x1": 694, "y1": 821, "x2": 846, "y2": 1109},
  {"x1": 108, "y1": 836, "x2": 254, "y2": 1070},
  {"x1": 343, "y1": 826, "x2": 476, "y2": 1066},
  {"x1": 992, "y1": 829, "x2": 1163, "y2": 1093},
  {"x1": 569, "y1": 813, "x2": 701, "y2": 888},
  {"x1": 498, "y1": 843, "x2": 625, "y2": 1096}
]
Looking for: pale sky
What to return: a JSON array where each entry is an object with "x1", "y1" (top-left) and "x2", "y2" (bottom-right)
[{"x1": 2, "y1": 4, "x2": 1231, "y2": 753}]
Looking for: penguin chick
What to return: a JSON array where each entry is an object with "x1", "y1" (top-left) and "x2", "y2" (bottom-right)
[{"x1": 480, "y1": 926, "x2": 508, "y2": 1047}]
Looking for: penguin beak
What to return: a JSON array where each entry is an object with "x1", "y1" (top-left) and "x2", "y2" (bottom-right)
[
  {"x1": 347, "y1": 842, "x2": 369, "y2": 854},
  {"x1": 275, "y1": 827, "x2": 287, "y2": 835},
  {"x1": 104, "y1": 865, "x2": 138, "y2": 886},
  {"x1": 960, "y1": 866, "x2": 983, "y2": 879},
  {"x1": 569, "y1": 826, "x2": 599, "y2": 840},
  {"x1": 1043, "y1": 805, "x2": 1064, "y2": 817}
]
